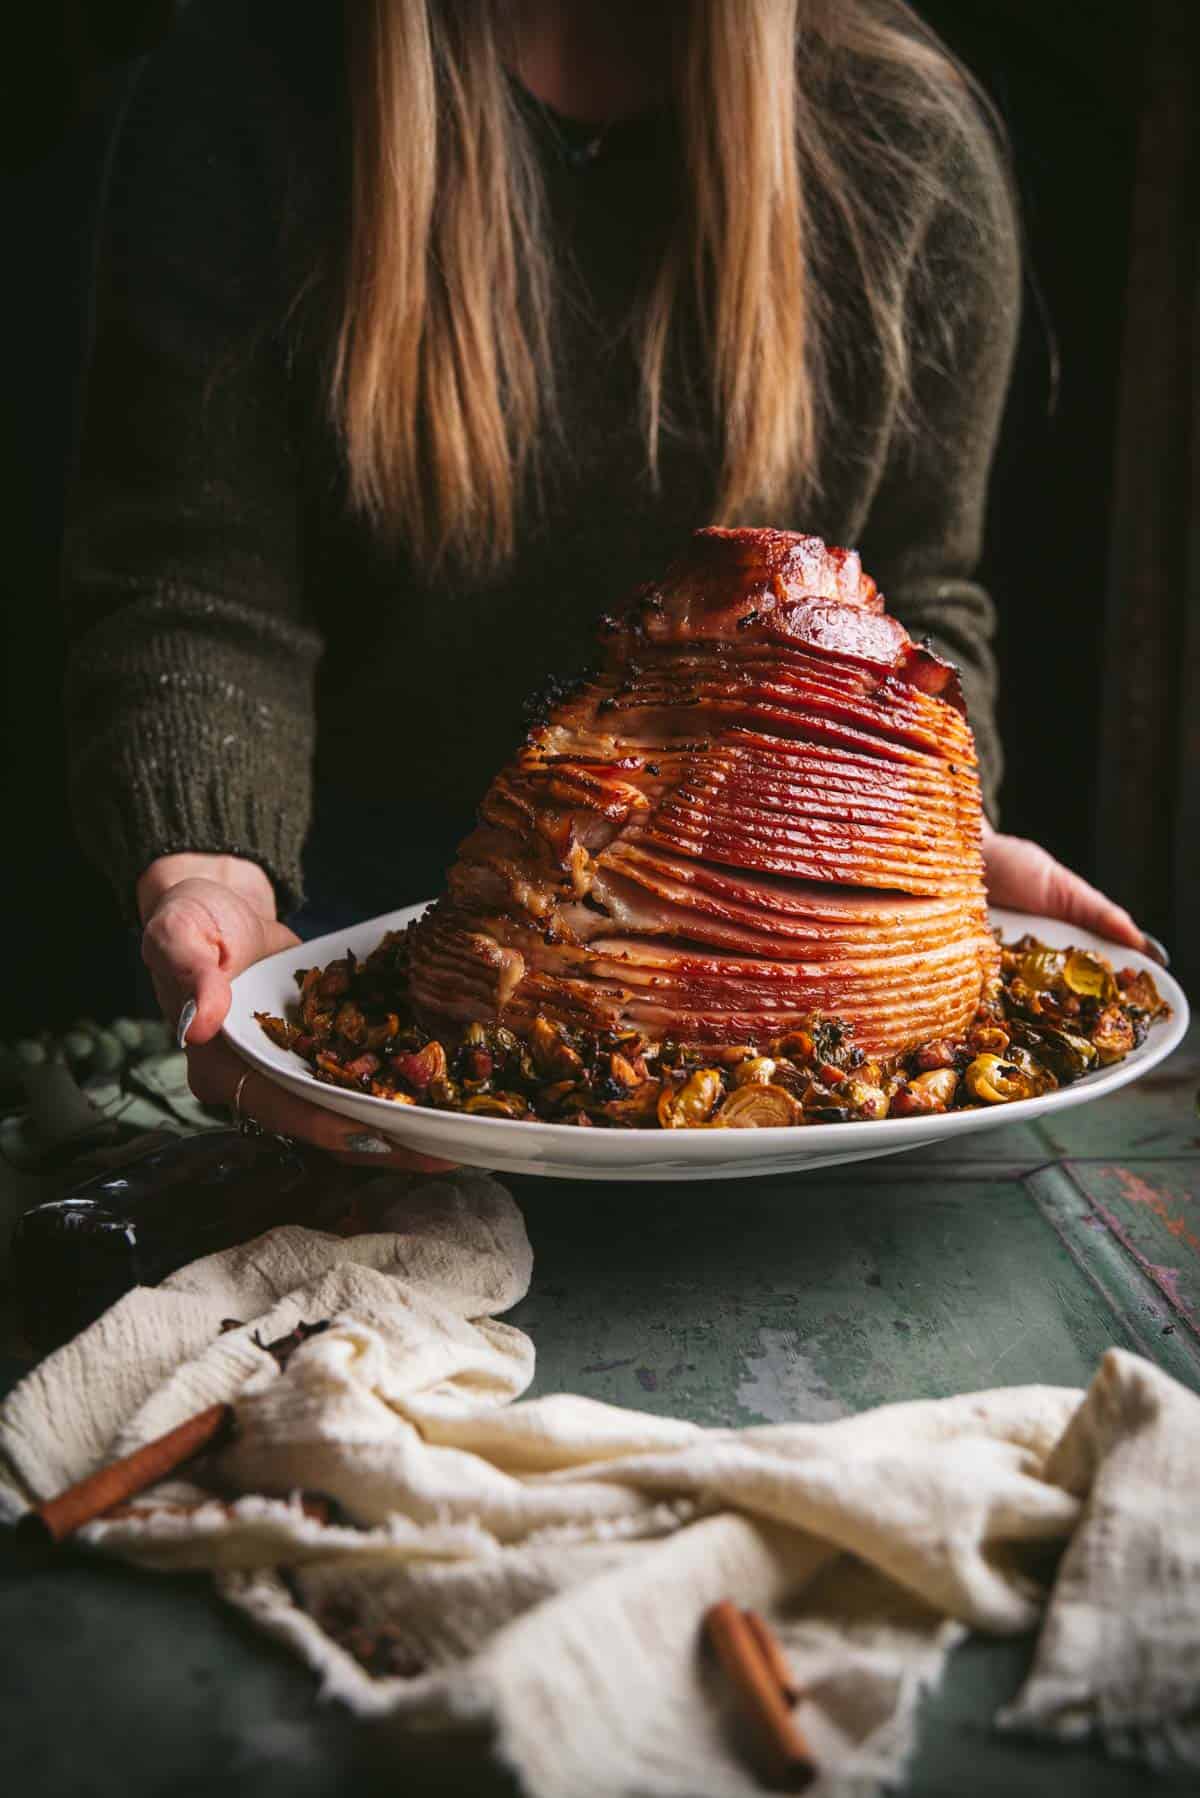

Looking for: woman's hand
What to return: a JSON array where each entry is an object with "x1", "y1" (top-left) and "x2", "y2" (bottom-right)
[
  {"x1": 981, "y1": 824, "x2": 1151, "y2": 954},
  {"x1": 137, "y1": 853, "x2": 452, "y2": 1168}
]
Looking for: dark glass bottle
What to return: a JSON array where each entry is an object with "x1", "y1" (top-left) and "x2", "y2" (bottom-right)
[{"x1": 12, "y1": 1132, "x2": 362, "y2": 1355}]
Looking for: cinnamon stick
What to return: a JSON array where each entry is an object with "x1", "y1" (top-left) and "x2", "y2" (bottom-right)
[
  {"x1": 743, "y1": 1606, "x2": 802, "y2": 1705},
  {"x1": 18, "y1": 1403, "x2": 234, "y2": 1546},
  {"x1": 703, "y1": 1600, "x2": 815, "y2": 1791}
]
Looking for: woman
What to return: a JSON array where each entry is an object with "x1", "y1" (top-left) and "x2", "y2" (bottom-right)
[{"x1": 64, "y1": 0, "x2": 1146, "y2": 1161}]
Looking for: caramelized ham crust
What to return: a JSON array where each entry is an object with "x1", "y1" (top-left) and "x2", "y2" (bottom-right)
[{"x1": 409, "y1": 528, "x2": 998, "y2": 1057}]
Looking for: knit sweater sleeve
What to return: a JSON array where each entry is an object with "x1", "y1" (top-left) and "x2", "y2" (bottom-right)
[
  {"x1": 62, "y1": 3, "x2": 321, "y2": 917},
  {"x1": 856, "y1": 114, "x2": 1021, "y2": 824}
]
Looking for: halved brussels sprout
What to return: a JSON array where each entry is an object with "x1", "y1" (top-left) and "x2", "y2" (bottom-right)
[
  {"x1": 657, "y1": 1069, "x2": 724, "y2": 1128},
  {"x1": 257, "y1": 1012, "x2": 294, "y2": 1053},
  {"x1": 964, "y1": 1053, "x2": 1040, "y2": 1104},
  {"x1": 1002, "y1": 1046, "x2": 1058, "y2": 1093},
  {"x1": 601, "y1": 1081, "x2": 665, "y2": 1126},
  {"x1": 426, "y1": 1076, "x2": 463, "y2": 1109},
  {"x1": 1017, "y1": 946, "x2": 1066, "y2": 993},
  {"x1": 840, "y1": 1080, "x2": 889, "y2": 1120},
  {"x1": 537, "y1": 1078, "x2": 585, "y2": 1111},
  {"x1": 732, "y1": 1056, "x2": 778, "y2": 1088},
  {"x1": 332, "y1": 1000, "x2": 369, "y2": 1046},
  {"x1": 1117, "y1": 968, "x2": 1168, "y2": 1018},
  {"x1": 529, "y1": 1015, "x2": 584, "y2": 1080},
  {"x1": 1062, "y1": 951, "x2": 1117, "y2": 1003},
  {"x1": 718, "y1": 1084, "x2": 803, "y2": 1127},
  {"x1": 910, "y1": 1067, "x2": 960, "y2": 1110},
  {"x1": 1008, "y1": 1019, "x2": 1098, "y2": 1082},
  {"x1": 889, "y1": 1067, "x2": 961, "y2": 1117},
  {"x1": 1090, "y1": 1004, "x2": 1135, "y2": 1065},
  {"x1": 607, "y1": 1051, "x2": 644, "y2": 1088},
  {"x1": 365, "y1": 1012, "x2": 403, "y2": 1051},
  {"x1": 765, "y1": 1059, "x2": 811, "y2": 1098},
  {"x1": 464, "y1": 1091, "x2": 529, "y2": 1118}
]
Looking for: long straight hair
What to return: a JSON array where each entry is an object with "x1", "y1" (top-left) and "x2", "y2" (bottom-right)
[{"x1": 333, "y1": 1, "x2": 1010, "y2": 575}]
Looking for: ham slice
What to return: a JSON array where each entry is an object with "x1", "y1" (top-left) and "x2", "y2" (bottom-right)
[{"x1": 409, "y1": 528, "x2": 998, "y2": 1057}]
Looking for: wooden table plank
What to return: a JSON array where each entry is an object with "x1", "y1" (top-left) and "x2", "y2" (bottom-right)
[
  {"x1": 1053, "y1": 1157, "x2": 1200, "y2": 1339},
  {"x1": 506, "y1": 1160, "x2": 1182, "y2": 1421}
]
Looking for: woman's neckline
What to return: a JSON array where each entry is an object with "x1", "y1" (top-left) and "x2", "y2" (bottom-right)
[{"x1": 509, "y1": 75, "x2": 668, "y2": 169}]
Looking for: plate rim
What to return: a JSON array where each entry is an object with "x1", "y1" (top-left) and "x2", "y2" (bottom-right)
[{"x1": 223, "y1": 902, "x2": 1190, "y2": 1156}]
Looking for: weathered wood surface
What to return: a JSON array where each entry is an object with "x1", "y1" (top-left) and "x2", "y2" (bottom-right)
[
  {"x1": 507, "y1": 1024, "x2": 1200, "y2": 1419},
  {"x1": 1, "y1": 1023, "x2": 1197, "y2": 1796}
]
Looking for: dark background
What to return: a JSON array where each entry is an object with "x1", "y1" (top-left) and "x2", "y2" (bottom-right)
[{"x1": 2, "y1": 1, "x2": 1197, "y2": 1038}]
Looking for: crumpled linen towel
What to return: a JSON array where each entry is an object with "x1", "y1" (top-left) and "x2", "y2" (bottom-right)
[{"x1": 1, "y1": 1168, "x2": 1197, "y2": 1798}]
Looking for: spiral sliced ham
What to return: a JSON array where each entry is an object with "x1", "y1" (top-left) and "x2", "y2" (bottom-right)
[{"x1": 408, "y1": 528, "x2": 998, "y2": 1057}]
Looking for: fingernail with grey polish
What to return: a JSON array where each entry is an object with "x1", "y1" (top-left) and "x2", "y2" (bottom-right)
[
  {"x1": 176, "y1": 998, "x2": 198, "y2": 1050},
  {"x1": 344, "y1": 1133, "x2": 393, "y2": 1155},
  {"x1": 1141, "y1": 932, "x2": 1170, "y2": 968}
]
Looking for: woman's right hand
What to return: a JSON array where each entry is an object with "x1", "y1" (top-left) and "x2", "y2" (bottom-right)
[{"x1": 137, "y1": 853, "x2": 452, "y2": 1169}]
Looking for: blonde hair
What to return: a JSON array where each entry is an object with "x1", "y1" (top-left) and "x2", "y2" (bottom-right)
[{"x1": 334, "y1": 1, "x2": 1008, "y2": 574}]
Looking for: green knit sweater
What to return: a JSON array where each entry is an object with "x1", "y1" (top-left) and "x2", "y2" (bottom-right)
[{"x1": 63, "y1": 1, "x2": 1019, "y2": 918}]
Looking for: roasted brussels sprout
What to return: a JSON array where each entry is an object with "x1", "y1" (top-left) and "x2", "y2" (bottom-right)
[
  {"x1": 1090, "y1": 1004, "x2": 1135, "y2": 1065},
  {"x1": 529, "y1": 1015, "x2": 585, "y2": 1080},
  {"x1": 889, "y1": 1066, "x2": 961, "y2": 1116},
  {"x1": 911, "y1": 1068, "x2": 960, "y2": 1109},
  {"x1": 608, "y1": 1051, "x2": 645, "y2": 1088},
  {"x1": 764, "y1": 1059, "x2": 812, "y2": 1098},
  {"x1": 426, "y1": 1076, "x2": 463, "y2": 1109},
  {"x1": 1062, "y1": 950, "x2": 1117, "y2": 1003},
  {"x1": 1117, "y1": 967, "x2": 1169, "y2": 1019},
  {"x1": 963, "y1": 1054, "x2": 1040, "y2": 1104},
  {"x1": 840, "y1": 1079, "x2": 889, "y2": 1120},
  {"x1": 718, "y1": 1084, "x2": 803, "y2": 1127},
  {"x1": 1007, "y1": 1019, "x2": 1098, "y2": 1082},
  {"x1": 333, "y1": 1001, "x2": 369, "y2": 1045},
  {"x1": 657, "y1": 1069, "x2": 723, "y2": 1128},
  {"x1": 463, "y1": 1091, "x2": 529, "y2": 1118},
  {"x1": 732, "y1": 1056, "x2": 778, "y2": 1088},
  {"x1": 1016, "y1": 946, "x2": 1066, "y2": 993},
  {"x1": 1002, "y1": 1046, "x2": 1058, "y2": 1092},
  {"x1": 598, "y1": 1081, "x2": 663, "y2": 1126}
]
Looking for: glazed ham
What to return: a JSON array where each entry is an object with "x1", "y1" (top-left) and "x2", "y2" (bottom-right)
[{"x1": 408, "y1": 528, "x2": 999, "y2": 1058}]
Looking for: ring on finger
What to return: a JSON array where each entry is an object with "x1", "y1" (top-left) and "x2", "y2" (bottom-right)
[{"x1": 232, "y1": 1067, "x2": 264, "y2": 1138}]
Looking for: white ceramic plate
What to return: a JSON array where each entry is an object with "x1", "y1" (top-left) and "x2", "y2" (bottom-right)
[{"x1": 224, "y1": 905, "x2": 1188, "y2": 1182}]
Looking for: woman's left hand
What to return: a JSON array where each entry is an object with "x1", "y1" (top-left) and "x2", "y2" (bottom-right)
[{"x1": 981, "y1": 822, "x2": 1147, "y2": 952}]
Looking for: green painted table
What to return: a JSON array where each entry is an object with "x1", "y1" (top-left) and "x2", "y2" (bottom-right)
[{"x1": 2, "y1": 1025, "x2": 1198, "y2": 1797}]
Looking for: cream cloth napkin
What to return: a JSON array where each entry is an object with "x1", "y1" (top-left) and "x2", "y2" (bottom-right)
[{"x1": 1, "y1": 1169, "x2": 1197, "y2": 1796}]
